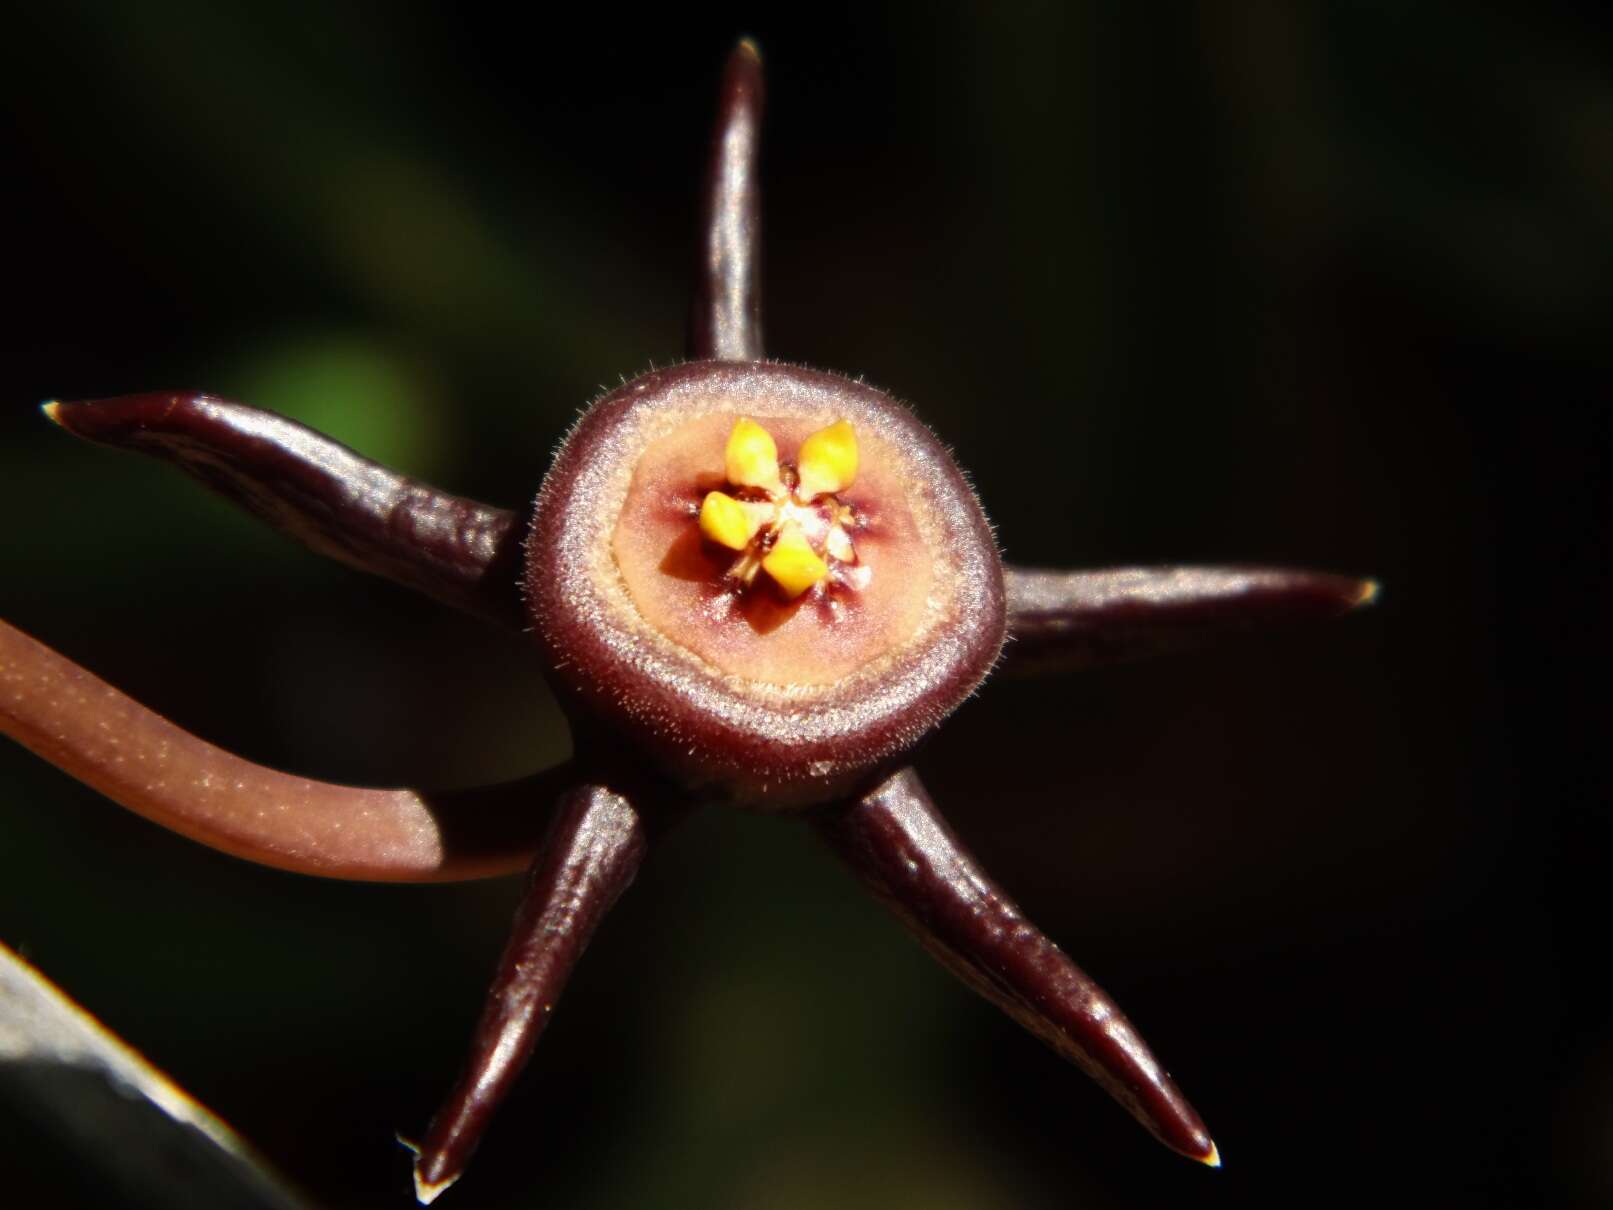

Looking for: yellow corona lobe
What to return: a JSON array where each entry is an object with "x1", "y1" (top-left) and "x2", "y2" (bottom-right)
[
  {"x1": 698, "y1": 491, "x2": 754, "y2": 550},
  {"x1": 795, "y1": 420, "x2": 858, "y2": 500},
  {"x1": 761, "y1": 523, "x2": 829, "y2": 599},
  {"x1": 724, "y1": 418, "x2": 783, "y2": 494}
]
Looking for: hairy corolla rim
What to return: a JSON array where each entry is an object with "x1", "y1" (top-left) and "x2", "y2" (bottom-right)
[{"x1": 523, "y1": 360, "x2": 1006, "y2": 809}]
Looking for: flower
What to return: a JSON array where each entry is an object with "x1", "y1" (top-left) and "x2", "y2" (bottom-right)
[{"x1": 0, "y1": 39, "x2": 1374, "y2": 1205}]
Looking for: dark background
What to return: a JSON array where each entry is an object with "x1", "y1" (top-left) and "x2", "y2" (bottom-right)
[{"x1": 0, "y1": 4, "x2": 1601, "y2": 1208}]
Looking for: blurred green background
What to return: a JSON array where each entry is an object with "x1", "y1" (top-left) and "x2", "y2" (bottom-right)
[{"x1": 0, "y1": 3, "x2": 1600, "y2": 1207}]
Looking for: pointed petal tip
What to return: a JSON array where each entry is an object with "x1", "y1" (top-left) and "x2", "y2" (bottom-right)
[
  {"x1": 735, "y1": 36, "x2": 761, "y2": 61},
  {"x1": 40, "y1": 400, "x2": 62, "y2": 425},
  {"x1": 1200, "y1": 1141, "x2": 1222, "y2": 1169},
  {"x1": 413, "y1": 1163, "x2": 460, "y2": 1205},
  {"x1": 1354, "y1": 578, "x2": 1381, "y2": 607},
  {"x1": 399, "y1": 1131, "x2": 458, "y2": 1203}
]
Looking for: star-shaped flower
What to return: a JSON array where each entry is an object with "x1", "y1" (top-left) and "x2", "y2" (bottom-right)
[{"x1": 0, "y1": 40, "x2": 1375, "y2": 1204}]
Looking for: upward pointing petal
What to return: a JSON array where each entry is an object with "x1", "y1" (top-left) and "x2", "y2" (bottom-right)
[{"x1": 688, "y1": 38, "x2": 765, "y2": 362}]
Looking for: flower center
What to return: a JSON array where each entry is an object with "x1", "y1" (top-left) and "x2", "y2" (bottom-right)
[
  {"x1": 697, "y1": 418, "x2": 862, "y2": 600},
  {"x1": 607, "y1": 407, "x2": 934, "y2": 686}
]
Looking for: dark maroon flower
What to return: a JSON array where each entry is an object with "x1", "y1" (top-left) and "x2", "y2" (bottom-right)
[{"x1": 0, "y1": 40, "x2": 1374, "y2": 1204}]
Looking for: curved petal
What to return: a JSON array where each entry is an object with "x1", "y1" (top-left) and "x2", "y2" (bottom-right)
[
  {"x1": 45, "y1": 394, "x2": 527, "y2": 629},
  {"x1": 1003, "y1": 564, "x2": 1378, "y2": 675},
  {"x1": 814, "y1": 766, "x2": 1218, "y2": 1165},
  {"x1": 1, "y1": 619, "x2": 560, "y2": 882},
  {"x1": 412, "y1": 779, "x2": 674, "y2": 1202}
]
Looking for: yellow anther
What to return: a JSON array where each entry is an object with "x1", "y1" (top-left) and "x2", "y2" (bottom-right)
[
  {"x1": 724, "y1": 417, "x2": 783, "y2": 494},
  {"x1": 698, "y1": 491, "x2": 756, "y2": 551},
  {"x1": 794, "y1": 420, "x2": 858, "y2": 500},
  {"x1": 761, "y1": 523, "x2": 829, "y2": 599}
]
